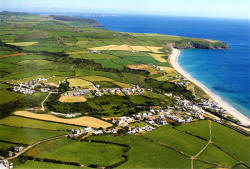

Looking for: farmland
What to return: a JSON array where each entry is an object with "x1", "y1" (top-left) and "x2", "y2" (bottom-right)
[
  {"x1": 0, "y1": 125, "x2": 66, "y2": 144},
  {"x1": 24, "y1": 137, "x2": 124, "y2": 167},
  {"x1": 0, "y1": 116, "x2": 81, "y2": 130},
  {"x1": 0, "y1": 11, "x2": 245, "y2": 169},
  {"x1": 13, "y1": 111, "x2": 112, "y2": 128},
  {"x1": 67, "y1": 78, "x2": 94, "y2": 88},
  {"x1": 59, "y1": 95, "x2": 87, "y2": 103}
]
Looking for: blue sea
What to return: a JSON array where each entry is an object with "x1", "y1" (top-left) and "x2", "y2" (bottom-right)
[{"x1": 84, "y1": 15, "x2": 250, "y2": 117}]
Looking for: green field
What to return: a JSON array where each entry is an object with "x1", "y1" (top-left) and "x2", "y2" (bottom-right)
[
  {"x1": 15, "y1": 161, "x2": 85, "y2": 169},
  {"x1": 0, "y1": 141, "x2": 15, "y2": 152},
  {"x1": 198, "y1": 144, "x2": 237, "y2": 167},
  {"x1": 176, "y1": 120, "x2": 210, "y2": 140},
  {"x1": 143, "y1": 125, "x2": 207, "y2": 156},
  {"x1": 25, "y1": 137, "x2": 124, "y2": 167},
  {"x1": 90, "y1": 135, "x2": 191, "y2": 168},
  {"x1": 0, "y1": 116, "x2": 81, "y2": 130},
  {"x1": 0, "y1": 125, "x2": 66, "y2": 144},
  {"x1": 211, "y1": 122, "x2": 250, "y2": 166}
]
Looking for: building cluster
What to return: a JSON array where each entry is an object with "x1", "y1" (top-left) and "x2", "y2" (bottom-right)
[
  {"x1": 0, "y1": 160, "x2": 13, "y2": 169},
  {"x1": 51, "y1": 112, "x2": 82, "y2": 118},
  {"x1": 12, "y1": 77, "x2": 51, "y2": 95},
  {"x1": 151, "y1": 64, "x2": 163, "y2": 71},
  {"x1": 100, "y1": 85, "x2": 145, "y2": 96},
  {"x1": 127, "y1": 125, "x2": 154, "y2": 134},
  {"x1": 67, "y1": 127, "x2": 118, "y2": 138},
  {"x1": 6, "y1": 146, "x2": 24, "y2": 158},
  {"x1": 198, "y1": 98, "x2": 225, "y2": 114},
  {"x1": 64, "y1": 88, "x2": 90, "y2": 97},
  {"x1": 89, "y1": 50, "x2": 102, "y2": 54}
]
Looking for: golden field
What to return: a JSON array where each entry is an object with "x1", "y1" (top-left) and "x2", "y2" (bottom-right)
[{"x1": 14, "y1": 111, "x2": 112, "y2": 128}]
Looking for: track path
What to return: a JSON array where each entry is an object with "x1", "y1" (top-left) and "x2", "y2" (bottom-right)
[
  {"x1": 191, "y1": 120, "x2": 212, "y2": 169},
  {"x1": 41, "y1": 92, "x2": 51, "y2": 111},
  {"x1": 4, "y1": 134, "x2": 66, "y2": 161}
]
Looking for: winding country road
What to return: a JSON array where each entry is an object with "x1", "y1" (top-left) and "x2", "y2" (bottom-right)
[{"x1": 4, "y1": 134, "x2": 66, "y2": 161}]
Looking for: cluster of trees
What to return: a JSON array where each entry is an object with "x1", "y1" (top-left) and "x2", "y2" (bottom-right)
[
  {"x1": 144, "y1": 78, "x2": 195, "y2": 101},
  {"x1": 44, "y1": 93, "x2": 164, "y2": 117}
]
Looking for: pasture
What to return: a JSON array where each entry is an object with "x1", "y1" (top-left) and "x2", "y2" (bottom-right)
[
  {"x1": 15, "y1": 161, "x2": 83, "y2": 169},
  {"x1": 24, "y1": 137, "x2": 124, "y2": 167},
  {"x1": 0, "y1": 141, "x2": 15, "y2": 152},
  {"x1": 14, "y1": 111, "x2": 112, "y2": 128},
  {"x1": 149, "y1": 53, "x2": 167, "y2": 62},
  {"x1": 0, "y1": 116, "x2": 80, "y2": 130},
  {"x1": 0, "y1": 125, "x2": 65, "y2": 144},
  {"x1": 127, "y1": 64, "x2": 158, "y2": 75},
  {"x1": 67, "y1": 78, "x2": 94, "y2": 88},
  {"x1": 7, "y1": 42, "x2": 38, "y2": 47}
]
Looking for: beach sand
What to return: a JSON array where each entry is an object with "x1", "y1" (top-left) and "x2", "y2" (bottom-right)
[{"x1": 169, "y1": 48, "x2": 250, "y2": 127}]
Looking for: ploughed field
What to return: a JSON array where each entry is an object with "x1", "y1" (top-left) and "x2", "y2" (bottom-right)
[{"x1": 0, "y1": 11, "x2": 243, "y2": 169}]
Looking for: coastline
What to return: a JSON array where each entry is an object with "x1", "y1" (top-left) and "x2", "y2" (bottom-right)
[{"x1": 169, "y1": 48, "x2": 250, "y2": 126}]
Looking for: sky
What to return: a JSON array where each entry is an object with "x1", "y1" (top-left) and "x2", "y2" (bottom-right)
[{"x1": 0, "y1": 0, "x2": 250, "y2": 19}]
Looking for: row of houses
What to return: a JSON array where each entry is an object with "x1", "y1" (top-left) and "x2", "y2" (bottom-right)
[
  {"x1": 67, "y1": 127, "x2": 118, "y2": 138},
  {"x1": 50, "y1": 112, "x2": 82, "y2": 118},
  {"x1": 12, "y1": 86, "x2": 35, "y2": 95}
]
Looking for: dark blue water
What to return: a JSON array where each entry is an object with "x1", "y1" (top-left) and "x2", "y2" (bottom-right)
[{"x1": 88, "y1": 15, "x2": 250, "y2": 117}]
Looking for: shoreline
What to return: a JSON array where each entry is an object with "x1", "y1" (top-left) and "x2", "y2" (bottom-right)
[{"x1": 169, "y1": 48, "x2": 250, "y2": 126}]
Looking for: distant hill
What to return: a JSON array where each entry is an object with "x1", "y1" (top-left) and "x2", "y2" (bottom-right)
[
  {"x1": 0, "y1": 11, "x2": 103, "y2": 27},
  {"x1": 50, "y1": 15, "x2": 103, "y2": 27}
]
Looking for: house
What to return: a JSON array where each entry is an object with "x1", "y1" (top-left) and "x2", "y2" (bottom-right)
[
  {"x1": 84, "y1": 127, "x2": 93, "y2": 133},
  {"x1": 41, "y1": 88, "x2": 50, "y2": 93},
  {"x1": 92, "y1": 130, "x2": 103, "y2": 135},
  {"x1": 14, "y1": 146, "x2": 24, "y2": 152}
]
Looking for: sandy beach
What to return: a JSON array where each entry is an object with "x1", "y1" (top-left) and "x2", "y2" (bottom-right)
[{"x1": 169, "y1": 48, "x2": 250, "y2": 127}]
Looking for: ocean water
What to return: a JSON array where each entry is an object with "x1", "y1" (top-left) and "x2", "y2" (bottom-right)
[{"x1": 86, "y1": 15, "x2": 250, "y2": 117}]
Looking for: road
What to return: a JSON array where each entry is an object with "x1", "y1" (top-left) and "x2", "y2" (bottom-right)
[
  {"x1": 4, "y1": 134, "x2": 66, "y2": 161},
  {"x1": 41, "y1": 92, "x2": 51, "y2": 111}
]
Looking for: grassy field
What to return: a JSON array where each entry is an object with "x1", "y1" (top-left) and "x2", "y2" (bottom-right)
[
  {"x1": 81, "y1": 75, "x2": 131, "y2": 88},
  {"x1": 81, "y1": 75, "x2": 114, "y2": 82},
  {"x1": 198, "y1": 144, "x2": 237, "y2": 167},
  {"x1": 127, "y1": 64, "x2": 158, "y2": 75},
  {"x1": 0, "y1": 125, "x2": 66, "y2": 144},
  {"x1": 211, "y1": 122, "x2": 250, "y2": 166},
  {"x1": 14, "y1": 111, "x2": 112, "y2": 128},
  {"x1": 0, "y1": 116, "x2": 81, "y2": 130},
  {"x1": 0, "y1": 141, "x2": 15, "y2": 151},
  {"x1": 149, "y1": 53, "x2": 167, "y2": 62},
  {"x1": 15, "y1": 160, "x2": 85, "y2": 169},
  {"x1": 25, "y1": 137, "x2": 124, "y2": 167},
  {"x1": 7, "y1": 42, "x2": 38, "y2": 46},
  {"x1": 91, "y1": 135, "x2": 191, "y2": 168},
  {"x1": 176, "y1": 120, "x2": 210, "y2": 140},
  {"x1": 143, "y1": 125, "x2": 207, "y2": 156},
  {"x1": 0, "y1": 90, "x2": 24, "y2": 104},
  {"x1": 67, "y1": 78, "x2": 94, "y2": 88}
]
